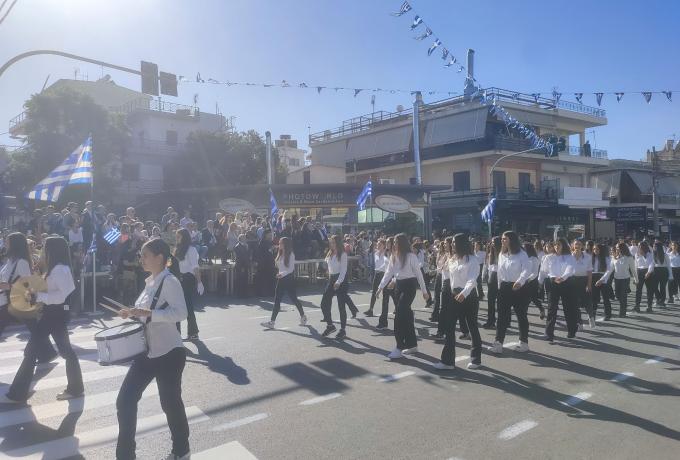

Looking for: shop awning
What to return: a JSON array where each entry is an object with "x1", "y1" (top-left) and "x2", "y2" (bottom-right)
[{"x1": 422, "y1": 107, "x2": 487, "y2": 148}]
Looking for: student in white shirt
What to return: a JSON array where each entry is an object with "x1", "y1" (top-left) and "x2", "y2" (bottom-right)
[
  {"x1": 482, "y1": 237, "x2": 502, "y2": 329},
  {"x1": 591, "y1": 243, "x2": 613, "y2": 320},
  {"x1": 429, "y1": 240, "x2": 445, "y2": 324},
  {"x1": 474, "y1": 240, "x2": 486, "y2": 301},
  {"x1": 320, "y1": 235, "x2": 349, "y2": 339},
  {"x1": 262, "y1": 237, "x2": 306, "y2": 329},
  {"x1": 523, "y1": 242, "x2": 545, "y2": 320},
  {"x1": 531, "y1": 240, "x2": 546, "y2": 319},
  {"x1": 413, "y1": 239, "x2": 433, "y2": 307},
  {"x1": 668, "y1": 241, "x2": 680, "y2": 304},
  {"x1": 378, "y1": 233, "x2": 429, "y2": 359},
  {"x1": 542, "y1": 237, "x2": 578, "y2": 342},
  {"x1": 5, "y1": 237, "x2": 84, "y2": 403},
  {"x1": 0, "y1": 233, "x2": 33, "y2": 338},
  {"x1": 174, "y1": 229, "x2": 204, "y2": 340},
  {"x1": 600, "y1": 242, "x2": 637, "y2": 317},
  {"x1": 365, "y1": 239, "x2": 389, "y2": 319},
  {"x1": 652, "y1": 242, "x2": 673, "y2": 308},
  {"x1": 433, "y1": 234, "x2": 482, "y2": 370},
  {"x1": 115, "y1": 238, "x2": 191, "y2": 460},
  {"x1": 571, "y1": 239, "x2": 594, "y2": 330},
  {"x1": 634, "y1": 241, "x2": 655, "y2": 312},
  {"x1": 488, "y1": 231, "x2": 532, "y2": 354},
  {"x1": 433, "y1": 236, "x2": 453, "y2": 340}
]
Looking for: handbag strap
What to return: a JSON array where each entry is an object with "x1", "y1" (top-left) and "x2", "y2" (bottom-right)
[{"x1": 145, "y1": 274, "x2": 169, "y2": 324}]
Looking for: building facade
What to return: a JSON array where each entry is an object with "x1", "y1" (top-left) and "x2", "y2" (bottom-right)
[{"x1": 275, "y1": 134, "x2": 308, "y2": 173}]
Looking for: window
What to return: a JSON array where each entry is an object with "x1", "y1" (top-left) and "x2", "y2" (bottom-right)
[
  {"x1": 122, "y1": 164, "x2": 140, "y2": 181},
  {"x1": 303, "y1": 170, "x2": 311, "y2": 184},
  {"x1": 493, "y1": 171, "x2": 506, "y2": 195},
  {"x1": 453, "y1": 171, "x2": 470, "y2": 192},
  {"x1": 379, "y1": 178, "x2": 395, "y2": 184},
  {"x1": 519, "y1": 172, "x2": 531, "y2": 192},
  {"x1": 165, "y1": 130, "x2": 178, "y2": 146}
]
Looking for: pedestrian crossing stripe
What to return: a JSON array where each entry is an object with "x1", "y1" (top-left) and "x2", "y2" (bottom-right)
[
  {"x1": 0, "y1": 353, "x2": 99, "y2": 378},
  {"x1": 192, "y1": 441, "x2": 259, "y2": 459},
  {"x1": 0, "y1": 343, "x2": 96, "y2": 361},
  {"x1": 0, "y1": 366, "x2": 128, "y2": 393}
]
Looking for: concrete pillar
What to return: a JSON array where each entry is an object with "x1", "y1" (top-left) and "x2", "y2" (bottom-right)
[{"x1": 579, "y1": 131, "x2": 586, "y2": 148}]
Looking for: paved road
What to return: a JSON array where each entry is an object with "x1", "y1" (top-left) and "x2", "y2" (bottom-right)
[{"x1": 1, "y1": 283, "x2": 679, "y2": 459}]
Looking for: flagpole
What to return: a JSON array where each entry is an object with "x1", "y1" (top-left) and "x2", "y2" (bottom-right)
[{"x1": 90, "y1": 134, "x2": 97, "y2": 316}]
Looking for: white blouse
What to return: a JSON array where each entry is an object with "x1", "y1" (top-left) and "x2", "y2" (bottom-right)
[
  {"x1": 572, "y1": 253, "x2": 593, "y2": 277},
  {"x1": 374, "y1": 252, "x2": 388, "y2": 272},
  {"x1": 276, "y1": 252, "x2": 296, "y2": 278},
  {"x1": 603, "y1": 256, "x2": 637, "y2": 282},
  {"x1": 0, "y1": 258, "x2": 32, "y2": 307},
  {"x1": 634, "y1": 252, "x2": 654, "y2": 275},
  {"x1": 527, "y1": 256, "x2": 540, "y2": 282},
  {"x1": 379, "y1": 253, "x2": 427, "y2": 293},
  {"x1": 135, "y1": 269, "x2": 187, "y2": 359},
  {"x1": 669, "y1": 252, "x2": 680, "y2": 268},
  {"x1": 545, "y1": 254, "x2": 576, "y2": 280},
  {"x1": 497, "y1": 251, "x2": 531, "y2": 286},
  {"x1": 326, "y1": 252, "x2": 348, "y2": 284},
  {"x1": 37, "y1": 264, "x2": 75, "y2": 306},
  {"x1": 448, "y1": 255, "x2": 479, "y2": 298},
  {"x1": 178, "y1": 246, "x2": 200, "y2": 274}
]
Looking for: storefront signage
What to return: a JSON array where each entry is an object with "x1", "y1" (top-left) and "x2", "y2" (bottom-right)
[
  {"x1": 615, "y1": 206, "x2": 646, "y2": 222},
  {"x1": 375, "y1": 194, "x2": 412, "y2": 213},
  {"x1": 281, "y1": 191, "x2": 347, "y2": 206},
  {"x1": 219, "y1": 198, "x2": 255, "y2": 214}
]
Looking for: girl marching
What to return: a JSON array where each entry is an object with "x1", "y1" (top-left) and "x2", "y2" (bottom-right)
[
  {"x1": 482, "y1": 236, "x2": 501, "y2": 329},
  {"x1": 320, "y1": 235, "x2": 349, "y2": 339},
  {"x1": 652, "y1": 242, "x2": 672, "y2": 308},
  {"x1": 669, "y1": 241, "x2": 680, "y2": 304},
  {"x1": 634, "y1": 241, "x2": 655, "y2": 313},
  {"x1": 542, "y1": 238, "x2": 578, "y2": 342},
  {"x1": 261, "y1": 237, "x2": 307, "y2": 329},
  {"x1": 572, "y1": 239, "x2": 594, "y2": 330},
  {"x1": 0, "y1": 233, "x2": 34, "y2": 338},
  {"x1": 174, "y1": 228, "x2": 203, "y2": 340},
  {"x1": 601, "y1": 242, "x2": 636, "y2": 317},
  {"x1": 591, "y1": 243, "x2": 613, "y2": 320}
]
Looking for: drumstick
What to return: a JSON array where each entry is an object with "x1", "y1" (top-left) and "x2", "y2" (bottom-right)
[
  {"x1": 102, "y1": 296, "x2": 130, "y2": 310},
  {"x1": 98, "y1": 303, "x2": 121, "y2": 315}
]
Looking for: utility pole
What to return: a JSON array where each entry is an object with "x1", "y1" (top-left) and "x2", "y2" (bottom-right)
[
  {"x1": 265, "y1": 131, "x2": 272, "y2": 185},
  {"x1": 412, "y1": 91, "x2": 423, "y2": 185},
  {"x1": 652, "y1": 146, "x2": 660, "y2": 237}
]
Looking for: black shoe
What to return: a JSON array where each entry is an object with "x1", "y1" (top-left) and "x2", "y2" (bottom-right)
[
  {"x1": 351, "y1": 311, "x2": 358, "y2": 319},
  {"x1": 335, "y1": 329, "x2": 346, "y2": 340},
  {"x1": 646, "y1": 307, "x2": 653, "y2": 313},
  {"x1": 633, "y1": 307, "x2": 641, "y2": 313},
  {"x1": 539, "y1": 310, "x2": 546, "y2": 320},
  {"x1": 364, "y1": 310, "x2": 374, "y2": 317},
  {"x1": 619, "y1": 313, "x2": 627, "y2": 318},
  {"x1": 459, "y1": 333, "x2": 470, "y2": 340},
  {"x1": 604, "y1": 316, "x2": 611, "y2": 321},
  {"x1": 567, "y1": 333, "x2": 576, "y2": 339},
  {"x1": 433, "y1": 333, "x2": 444, "y2": 340},
  {"x1": 482, "y1": 323, "x2": 496, "y2": 330},
  {"x1": 321, "y1": 325, "x2": 337, "y2": 337},
  {"x1": 376, "y1": 324, "x2": 388, "y2": 330}
]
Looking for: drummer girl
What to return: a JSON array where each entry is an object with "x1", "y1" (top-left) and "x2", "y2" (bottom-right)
[
  {"x1": 115, "y1": 238, "x2": 191, "y2": 460},
  {"x1": 4, "y1": 236, "x2": 83, "y2": 403},
  {"x1": 0, "y1": 232, "x2": 33, "y2": 338}
]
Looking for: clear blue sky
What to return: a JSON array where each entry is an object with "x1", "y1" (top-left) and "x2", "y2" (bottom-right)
[{"x1": 1, "y1": 0, "x2": 678, "y2": 160}]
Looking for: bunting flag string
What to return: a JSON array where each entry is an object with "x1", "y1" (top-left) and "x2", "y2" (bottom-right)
[
  {"x1": 413, "y1": 27, "x2": 432, "y2": 40},
  {"x1": 595, "y1": 92, "x2": 604, "y2": 106},
  {"x1": 616, "y1": 92, "x2": 624, "y2": 102},
  {"x1": 391, "y1": 1, "x2": 412, "y2": 16},
  {"x1": 642, "y1": 92, "x2": 652, "y2": 103}
]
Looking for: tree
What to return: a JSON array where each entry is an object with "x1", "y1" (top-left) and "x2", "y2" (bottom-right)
[
  {"x1": 164, "y1": 130, "x2": 287, "y2": 190},
  {"x1": 3, "y1": 88, "x2": 129, "y2": 205}
]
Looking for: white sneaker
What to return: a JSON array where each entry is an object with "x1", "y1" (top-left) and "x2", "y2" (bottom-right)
[
  {"x1": 402, "y1": 346, "x2": 419, "y2": 355},
  {"x1": 433, "y1": 361, "x2": 455, "y2": 370},
  {"x1": 260, "y1": 321, "x2": 275, "y2": 329},
  {"x1": 589, "y1": 317, "x2": 597, "y2": 329},
  {"x1": 387, "y1": 348, "x2": 403, "y2": 359},
  {"x1": 467, "y1": 362, "x2": 481, "y2": 370},
  {"x1": 299, "y1": 315, "x2": 308, "y2": 326},
  {"x1": 513, "y1": 341, "x2": 529, "y2": 353},
  {"x1": 487, "y1": 341, "x2": 503, "y2": 354}
]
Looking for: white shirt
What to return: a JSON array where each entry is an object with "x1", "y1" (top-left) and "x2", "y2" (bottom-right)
[
  {"x1": 635, "y1": 252, "x2": 654, "y2": 275},
  {"x1": 441, "y1": 255, "x2": 451, "y2": 281},
  {"x1": 448, "y1": 255, "x2": 479, "y2": 298},
  {"x1": 379, "y1": 253, "x2": 427, "y2": 293},
  {"x1": 475, "y1": 251, "x2": 486, "y2": 266},
  {"x1": 655, "y1": 254, "x2": 674, "y2": 280},
  {"x1": 178, "y1": 246, "x2": 199, "y2": 274},
  {"x1": 497, "y1": 251, "x2": 531, "y2": 287},
  {"x1": 572, "y1": 253, "x2": 593, "y2": 277},
  {"x1": 669, "y1": 252, "x2": 680, "y2": 268},
  {"x1": 603, "y1": 256, "x2": 637, "y2": 282},
  {"x1": 592, "y1": 256, "x2": 610, "y2": 274},
  {"x1": 276, "y1": 252, "x2": 296, "y2": 278},
  {"x1": 326, "y1": 252, "x2": 347, "y2": 284},
  {"x1": 37, "y1": 264, "x2": 75, "y2": 306},
  {"x1": 68, "y1": 228, "x2": 83, "y2": 245},
  {"x1": 527, "y1": 256, "x2": 540, "y2": 282},
  {"x1": 135, "y1": 269, "x2": 187, "y2": 358},
  {"x1": 416, "y1": 249, "x2": 426, "y2": 268},
  {"x1": 0, "y1": 258, "x2": 32, "y2": 307},
  {"x1": 546, "y1": 254, "x2": 576, "y2": 280},
  {"x1": 538, "y1": 254, "x2": 555, "y2": 284},
  {"x1": 374, "y1": 252, "x2": 388, "y2": 272},
  {"x1": 629, "y1": 245, "x2": 638, "y2": 257}
]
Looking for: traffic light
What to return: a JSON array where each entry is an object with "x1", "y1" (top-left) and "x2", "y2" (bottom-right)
[
  {"x1": 140, "y1": 61, "x2": 159, "y2": 96},
  {"x1": 160, "y1": 71, "x2": 178, "y2": 96}
]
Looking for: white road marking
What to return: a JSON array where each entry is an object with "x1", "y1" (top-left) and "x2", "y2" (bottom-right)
[
  {"x1": 379, "y1": 370, "x2": 416, "y2": 383},
  {"x1": 0, "y1": 343, "x2": 96, "y2": 361},
  {"x1": 193, "y1": 440, "x2": 259, "y2": 459},
  {"x1": 211, "y1": 413, "x2": 269, "y2": 431},
  {"x1": 2, "y1": 406, "x2": 208, "y2": 460},
  {"x1": 0, "y1": 387, "x2": 159, "y2": 429},
  {"x1": 645, "y1": 356, "x2": 666, "y2": 364},
  {"x1": 0, "y1": 352, "x2": 99, "y2": 377},
  {"x1": 299, "y1": 392, "x2": 342, "y2": 406},
  {"x1": 250, "y1": 315, "x2": 271, "y2": 319},
  {"x1": 559, "y1": 392, "x2": 593, "y2": 407},
  {"x1": 0, "y1": 366, "x2": 128, "y2": 392},
  {"x1": 498, "y1": 419, "x2": 538, "y2": 440},
  {"x1": 0, "y1": 330, "x2": 96, "y2": 350},
  {"x1": 610, "y1": 371, "x2": 634, "y2": 383}
]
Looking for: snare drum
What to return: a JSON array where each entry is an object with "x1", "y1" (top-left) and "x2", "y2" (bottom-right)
[{"x1": 95, "y1": 322, "x2": 147, "y2": 365}]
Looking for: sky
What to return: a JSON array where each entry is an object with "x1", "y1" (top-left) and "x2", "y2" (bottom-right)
[{"x1": 1, "y1": 0, "x2": 679, "y2": 161}]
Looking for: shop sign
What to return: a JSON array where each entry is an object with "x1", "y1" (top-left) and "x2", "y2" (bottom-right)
[
  {"x1": 282, "y1": 191, "x2": 346, "y2": 206},
  {"x1": 615, "y1": 206, "x2": 646, "y2": 222},
  {"x1": 375, "y1": 194, "x2": 412, "y2": 213},
  {"x1": 219, "y1": 198, "x2": 255, "y2": 214}
]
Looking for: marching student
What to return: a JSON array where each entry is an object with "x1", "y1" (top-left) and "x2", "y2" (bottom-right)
[
  {"x1": 482, "y1": 236, "x2": 501, "y2": 329},
  {"x1": 320, "y1": 235, "x2": 349, "y2": 339},
  {"x1": 261, "y1": 237, "x2": 306, "y2": 328},
  {"x1": 591, "y1": 243, "x2": 613, "y2": 320},
  {"x1": 601, "y1": 242, "x2": 636, "y2": 317},
  {"x1": 540, "y1": 241, "x2": 556, "y2": 304},
  {"x1": 523, "y1": 242, "x2": 544, "y2": 319},
  {"x1": 634, "y1": 241, "x2": 655, "y2": 313},
  {"x1": 376, "y1": 237, "x2": 397, "y2": 329},
  {"x1": 433, "y1": 234, "x2": 482, "y2": 370},
  {"x1": 378, "y1": 233, "x2": 429, "y2": 359},
  {"x1": 652, "y1": 242, "x2": 672, "y2": 308},
  {"x1": 428, "y1": 240, "x2": 445, "y2": 323},
  {"x1": 669, "y1": 241, "x2": 680, "y2": 304},
  {"x1": 542, "y1": 238, "x2": 578, "y2": 342},
  {"x1": 433, "y1": 236, "x2": 453, "y2": 340},
  {"x1": 474, "y1": 240, "x2": 486, "y2": 301},
  {"x1": 364, "y1": 238, "x2": 388, "y2": 316},
  {"x1": 413, "y1": 239, "x2": 433, "y2": 308},
  {"x1": 488, "y1": 231, "x2": 531, "y2": 354},
  {"x1": 530, "y1": 240, "x2": 546, "y2": 319},
  {"x1": 174, "y1": 228, "x2": 203, "y2": 340},
  {"x1": 4, "y1": 236, "x2": 84, "y2": 403},
  {"x1": 572, "y1": 239, "x2": 594, "y2": 330},
  {"x1": 0, "y1": 233, "x2": 33, "y2": 338},
  {"x1": 115, "y1": 238, "x2": 190, "y2": 460}
]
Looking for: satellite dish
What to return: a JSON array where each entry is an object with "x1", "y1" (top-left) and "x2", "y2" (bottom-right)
[{"x1": 396, "y1": 105, "x2": 405, "y2": 112}]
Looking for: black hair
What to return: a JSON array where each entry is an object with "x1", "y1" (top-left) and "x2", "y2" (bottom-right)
[
  {"x1": 44, "y1": 236, "x2": 72, "y2": 276},
  {"x1": 174, "y1": 228, "x2": 191, "y2": 261},
  {"x1": 523, "y1": 242, "x2": 538, "y2": 258},
  {"x1": 501, "y1": 231, "x2": 521, "y2": 255},
  {"x1": 7, "y1": 232, "x2": 31, "y2": 264},
  {"x1": 555, "y1": 238, "x2": 571, "y2": 256},
  {"x1": 142, "y1": 238, "x2": 171, "y2": 265},
  {"x1": 452, "y1": 233, "x2": 473, "y2": 261}
]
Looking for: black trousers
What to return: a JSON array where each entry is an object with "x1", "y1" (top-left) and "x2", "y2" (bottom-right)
[
  {"x1": 440, "y1": 288, "x2": 481, "y2": 365},
  {"x1": 527, "y1": 278, "x2": 544, "y2": 311},
  {"x1": 394, "y1": 278, "x2": 418, "y2": 350},
  {"x1": 8, "y1": 305, "x2": 84, "y2": 401},
  {"x1": 653, "y1": 267, "x2": 669, "y2": 305},
  {"x1": 368, "y1": 271, "x2": 385, "y2": 312},
  {"x1": 420, "y1": 268, "x2": 432, "y2": 303},
  {"x1": 635, "y1": 269, "x2": 654, "y2": 309},
  {"x1": 179, "y1": 273, "x2": 199, "y2": 336},
  {"x1": 234, "y1": 264, "x2": 250, "y2": 297},
  {"x1": 591, "y1": 273, "x2": 612, "y2": 318},
  {"x1": 476, "y1": 264, "x2": 484, "y2": 299},
  {"x1": 320, "y1": 274, "x2": 348, "y2": 329},
  {"x1": 485, "y1": 272, "x2": 498, "y2": 325},
  {"x1": 431, "y1": 273, "x2": 443, "y2": 320},
  {"x1": 377, "y1": 285, "x2": 396, "y2": 328},
  {"x1": 271, "y1": 274, "x2": 304, "y2": 321},
  {"x1": 116, "y1": 347, "x2": 189, "y2": 460},
  {"x1": 0, "y1": 304, "x2": 12, "y2": 337},
  {"x1": 496, "y1": 281, "x2": 530, "y2": 344},
  {"x1": 572, "y1": 276, "x2": 592, "y2": 322},
  {"x1": 545, "y1": 278, "x2": 578, "y2": 339},
  {"x1": 614, "y1": 278, "x2": 630, "y2": 316},
  {"x1": 670, "y1": 267, "x2": 680, "y2": 299},
  {"x1": 437, "y1": 279, "x2": 452, "y2": 336}
]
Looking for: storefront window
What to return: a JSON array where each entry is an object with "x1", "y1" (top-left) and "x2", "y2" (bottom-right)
[{"x1": 358, "y1": 207, "x2": 425, "y2": 236}]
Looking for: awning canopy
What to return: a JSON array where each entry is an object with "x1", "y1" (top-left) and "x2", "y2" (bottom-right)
[{"x1": 422, "y1": 107, "x2": 487, "y2": 148}]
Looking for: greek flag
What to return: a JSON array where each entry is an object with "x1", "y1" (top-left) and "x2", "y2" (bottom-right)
[
  {"x1": 103, "y1": 228, "x2": 121, "y2": 245},
  {"x1": 26, "y1": 136, "x2": 93, "y2": 202},
  {"x1": 391, "y1": 1, "x2": 411, "y2": 16},
  {"x1": 269, "y1": 188, "x2": 280, "y2": 230},
  {"x1": 481, "y1": 198, "x2": 496, "y2": 223},
  {"x1": 356, "y1": 180, "x2": 372, "y2": 211},
  {"x1": 410, "y1": 15, "x2": 423, "y2": 30},
  {"x1": 88, "y1": 237, "x2": 97, "y2": 254}
]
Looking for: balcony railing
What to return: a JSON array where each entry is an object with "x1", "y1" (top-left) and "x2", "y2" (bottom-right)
[
  {"x1": 432, "y1": 186, "x2": 559, "y2": 202},
  {"x1": 112, "y1": 97, "x2": 199, "y2": 117},
  {"x1": 567, "y1": 145, "x2": 608, "y2": 159}
]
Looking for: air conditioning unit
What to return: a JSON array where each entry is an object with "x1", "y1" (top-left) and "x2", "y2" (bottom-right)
[{"x1": 380, "y1": 178, "x2": 395, "y2": 185}]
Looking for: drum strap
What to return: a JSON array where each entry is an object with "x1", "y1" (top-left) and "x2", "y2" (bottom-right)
[
  {"x1": 146, "y1": 274, "x2": 169, "y2": 324},
  {"x1": 0, "y1": 261, "x2": 19, "y2": 300}
]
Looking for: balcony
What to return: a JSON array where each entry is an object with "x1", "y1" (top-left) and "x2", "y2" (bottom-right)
[
  {"x1": 567, "y1": 145, "x2": 608, "y2": 159},
  {"x1": 8, "y1": 111, "x2": 28, "y2": 138}
]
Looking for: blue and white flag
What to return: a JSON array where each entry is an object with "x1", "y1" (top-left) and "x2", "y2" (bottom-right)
[
  {"x1": 391, "y1": 1, "x2": 411, "y2": 16},
  {"x1": 88, "y1": 237, "x2": 97, "y2": 254},
  {"x1": 269, "y1": 188, "x2": 279, "y2": 228},
  {"x1": 103, "y1": 228, "x2": 121, "y2": 245},
  {"x1": 410, "y1": 15, "x2": 423, "y2": 30},
  {"x1": 481, "y1": 198, "x2": 496, "y2": 223},
  {"x1": 427, "y1": 39, "x2": 442, "y2": 56},
  {"x1": 414, "y1": 27, "x2": 432, "y2": 41},
  {"x1": 26, "y1": 136, "x2": 93, "y2": 202},
  {"x1": 356, "y1": 179, "x2": 372, "y2": 211}
]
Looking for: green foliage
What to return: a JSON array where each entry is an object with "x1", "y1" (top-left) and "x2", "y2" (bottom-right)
[{"x1": 3, "y1": 88, "x2": 129, "y2": 204}]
